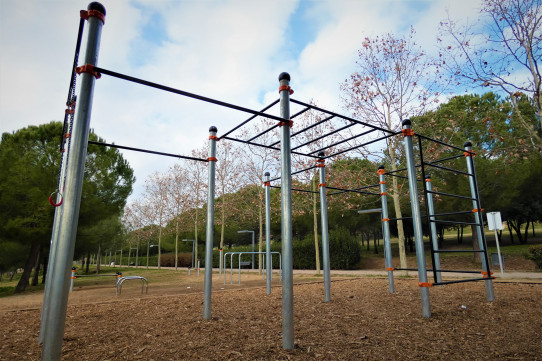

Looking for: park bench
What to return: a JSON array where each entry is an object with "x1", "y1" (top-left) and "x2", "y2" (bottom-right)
[{"x1": 239, "y1": 261, "x2": 251, "y2": 268}]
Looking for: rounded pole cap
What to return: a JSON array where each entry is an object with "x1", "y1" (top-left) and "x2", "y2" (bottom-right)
[
  {"x1": 278, "y1": 72, "x2": 291, "y2": 82},
  {"x1": 464, "y1": 141, "x2": 472, "y2": 148},
  {"x1": 264, "y1": 171, "x2": 270, "y2": 176},
  {"x1": 402, "y1": 119, "x2": 412, "y2": 127},
  {"x1": 378, "y1": 165, "x2": 385, "y2": 170},
  {"x1": 88, "y1": 2, "x2": 106, "y2": 15},
  {"x1": 425, "y1": 174, "x2": 431, "y2": 180},
  {"x1": 209, "y1": 126, "x2": 217, "y2": 133}
]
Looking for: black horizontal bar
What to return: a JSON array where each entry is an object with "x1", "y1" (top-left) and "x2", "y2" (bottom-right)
[
  {"x1": 433, "y1": 277, "x2": 494, "y2": 286},
  {"x1": 323, "y1": 132, "x2": 399, "y2": 160},
  {"x1": 426, "y1": 153, "x2": 465, "y2": 165},
  {"x1": 325, "y1": 186, "x2": 380, "y2": 196},
  {"x1": 308, "y1": 128, "x2": 377, "y2": 155},
  {"x1": 292, "y1": 122, "x2": 357, "y2": 151},
  {"x1": 429, "y1": 210, "x2": 475, "y2": 217},
  {"x1": 393, "y1": 268, "x2": 483, "y2": 274},
  {"x1": 268, "y1": 164, "x2": 319, "y2": 183},
  {"x1": 247, "y1": 107, "x2": 312, "y2": 142},
  {"x1": 221, "y1": 136, "x2": 280, "y2": 151},
  {"x1": 269, "y1": 115, "x2": 336, "y2": 147},
  {"x1": 269, "y1": 185, "x2": 318, "y2": 194},
  {"x1": 220, "y1": 99, "x2": 280, "y2": 139},
  {"x1": 424, "y1": 162, "x2": 471, "y2": 176},
  {"x1": 385, "y1": 167, "x2": 407, "y2": 175},
  {"x1": 417, "y1": 133, "x2": 472, "y2": 155},
  {"x1": 387, "y1": 174, "x2": 409, "y2": 179},
  {"x1": 93, "y1": 66, "x2": 286, "y2": 123},
  {"x1": 87, "y1": 140, "x2": 207, "y2": 162},
  {"x1": 429, "y1": 219, "x2": 479, "y2": 226},
  {"x1": 387, "y1": 216, "x2": 413, "y2": 221},
  {"x1": 426, "y1": 190, "x2": 475, "y2": 201},
  {"x1": 290, "y1": 98, "x2": 395, "y2": 135},
  {"x1": 433, "y1": 249, "x2": 486, "y2": 253}
]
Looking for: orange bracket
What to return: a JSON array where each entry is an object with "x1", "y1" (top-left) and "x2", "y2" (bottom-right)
[
  {"x1": 401, "y1": 128, "x2": 415, "y2": 137},
  {"x1": 209, "y1": 135, "x2": 219, "y2": 141},
  {"x1": 377, "y1": 169, "x2": 386, "y2": 175},
  {"x1": 65, "y1": 108, "x2": 74, "y2": 115},
  {"x1": 380, "y1": 192, "x2": 388, "y2": 196},
  {"x1": 379, "y1": 181, "x2": 386, "y2": 184},
  {"x1": 263, "y1": 181, "x2": 271, "y2": 186},
  {"x1": 472, "y1": 208, "x2": 484, "y2": 213},
  {"x1": 318, "y1": 183, "x2": 326, "y2": 188},
  {"x1": 464, "y1": 151, "x2": 476, "y2": 157},
  {"x1": 386, "y1": 267, "x2": 394, "y2": 271},
  {"x1": 278, "y1": 85, "x2": 294, "y2": 95},
  {"x1": 418, "y1": 282, "x2": 433, "y2": 288},
  {"x1": 80, "y1": 9, "x2": 105, "y2": 24},
  {"x1": 382, "y1": 218, "x2": 390, "y2": 222},
  {"x1": 65, "y1": 133, "x2": 71, "y2": 139},
  {"x1": 75, "y1": 64, "x2": 101, "y2": 79},
  {"x1": 207, "y1": 157, "x2": 217, "y2": 162},
  {"x1": 278, "y1": 119, "x2": 294, "y2": 128}
]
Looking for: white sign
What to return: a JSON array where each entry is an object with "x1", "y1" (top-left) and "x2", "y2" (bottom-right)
[{"x1": 487, "y1": 212, "x2": 503, "y2": 230}]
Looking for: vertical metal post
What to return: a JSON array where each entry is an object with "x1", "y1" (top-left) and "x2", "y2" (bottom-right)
[
  {"x1": 69, "y1": 267, "x2": 76, "y2": 292},
  {"x1": 203, "y1": 126, "x2": 217, "y2": 320},
  {"x1": 278, "y1": 72, "x2": 294, "y2": 350},
  {"x1": 402, "y1": 119, "x2": 431, "y2": 318},
  {"x1": 264, "y1": 172, "x2": 272, "y2": 294},
  {"x1": 424, "y1": 175, "x2": 442, "y2": 283},
  {"x1": 197, "y1": 259, "x2": 201, "y2": 277},
  {"x1": 41, "y1": 3, "x2": 105, "y2": 360},
  {"x1": 219, "y1": 248, "x2": 223, "y2": 279},
  {"x1": 377, "y1": 166, "x2": 395, "y2": 293},
  {"x1": 251, "y1": 232, "x2": 255, "y2": 270},
  {"x1": 317, "y1": 152, "x2": 331, "y2": 302},
  {"x1": 464, "y1": 141, "x2": 495, "y2": 301}
]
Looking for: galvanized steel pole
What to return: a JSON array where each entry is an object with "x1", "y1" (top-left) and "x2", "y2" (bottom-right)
[
  {"x1": 402, "y1": 119, "x2": 431, "y2": 318},
  {"x1": 203, "y1": 126, "x2": 217, "y2": 320},
  {"x1": 41, "y1": 3, "x2": 105, "y2": 359},
  {"x1": 377, "y1": 166, "x2": 395, "y2": 293},
  {"x1": 424, "y1": 175, "x2": 442, "y2": 283},
  {"x1": 464, "y1": 141, "x2": 495, "y2": 301},
  {"x1": 278, "y1": 72, "x2": 294, "y2": 350},
  {"x1": 317, "y1": 152, "x2": 331, "y2": 302},
  {"x1": 264, "y1": 172, "x2": 272, "y2": 294}
]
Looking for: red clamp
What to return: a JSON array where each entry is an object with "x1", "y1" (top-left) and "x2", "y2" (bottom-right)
[
  {"x1": 379, "y1": 181, "x2": 386, "y2": 184},
  {"x1": 380, "y1": 192, "x2": 388, "y2": 196},
  {"x1": 80, "y1": 9, "x2": 105, "y2": 24},
  {"x1": 278, "y1": 85, "x2": 294, "y2": 95},
  {"x1": 464, "y1": 151, "x2": 476, "y2": 157},
  {"x1": 207, "y1": 157, "x2": 217, "y2": 162},
  {"x1": 316, "y1": 159, "x2": 325, "y2": 168},
  {"x1": 65, "y1": 108, "x2": 74, "y2": 115},
  {"x1": 318, "y1": 183, "x2": 326, "y2": 188},
  {"x1": 263, "y1": 181, "x2": 271, "y2": 186},
  {"x1": 386, "y1": 267, "x2": 394, "y2": 271},
  {"x1": 418, "y1": 282, "x2": 433, "y2": 288},
  {"x1": 278, "y1": 119, "x2": 294, "y2": 128},
  {"x1": 377, "y1": 169, "x2": 386, "y2": 175},
  {"x1": 75, "y1": 64, "x2": 101, "y2": 79},
  {"x1": 401, "y1": 128, "x2": 415, "y2": 137},
  {"x1": 382, "y1": 218, "x2": 390, "y2": 222}
]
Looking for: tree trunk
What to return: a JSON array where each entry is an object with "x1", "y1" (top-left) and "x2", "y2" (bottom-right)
[
  {"x1": 96, "y1": 244, "x2": 101, "y2": 273},
  {"x1": 472, "y1": 225, "x2": 481, "y2": 262},
  {"x1": 31, "y1": 244, "x2": 42, "y2": 286},
  {"x1": 312, "y1": 176, "x2": 321, "y2": 275},
  {"x1": 15, "y1": 242, "x2": 40, "y2": 293},
  {"x1": 507, "y1": 221, "x2": 515, "y2": 243},
  {"x1": 10, "y1": 270, "x2": 17, "y2": 281},
  {"x1": 373, "y1": 232, "x2": 378, "y2": 254},
  {"x1": 532, "y1": 221, "x2": 536, "y2": 237},
  {"x1": 42, "y1": 256, "x2": 48, "y2": 284},
  {"x1": 523, "y1": 220, "x2": 530, "y2": 244},
  {"x1": 85, "y1": 250, "x2": 91, "y2": 273}
]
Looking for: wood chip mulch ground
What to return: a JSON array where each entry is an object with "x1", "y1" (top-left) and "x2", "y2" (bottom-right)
[{"x1": 1, "y1": 278, "x2": 541, "y2": 360}]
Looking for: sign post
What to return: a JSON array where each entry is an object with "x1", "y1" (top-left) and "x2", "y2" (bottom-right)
[{"x1": 487, "y1": 212, "x2": 504, "y2": 276}]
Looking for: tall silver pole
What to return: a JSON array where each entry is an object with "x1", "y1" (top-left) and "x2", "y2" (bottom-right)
[
  {"x1": 264, "y1": 172, "x2": 272, "y2": 294},
  {"x1": 39, "y1": 138, "x2": 69, "y2": 344},
  {"x1": 317, "y1": 152, "x2": 331, "y2": 302},
  {"x1": 402, "y1": 119, "x2": 431, "y2": 318},
  {"x1": 251, "y1": 231, "x2": 255, "y2": 270},
  {"x1": 41, "y1": 3, "x2": 105, "y2": 359},
  {"x1": 464, "y1": 141, "x2": 495, "y2": 301},
  {"x1": 377, "y1": 166, "x2": 395, "y2": 293},
  {"x1": 425, "y1": 175, "x2": 442, "y2": 283},
  {"x1": 278, "y1": 72, "x2": 294, "y2": 350},
  {"x1": 203, "y1": 126, "x2": 217, "y2": 320}
]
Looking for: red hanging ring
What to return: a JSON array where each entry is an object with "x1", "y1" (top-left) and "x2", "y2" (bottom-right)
[{"x1": 49, "y1": 191, "x2": 63, "y2": 207}]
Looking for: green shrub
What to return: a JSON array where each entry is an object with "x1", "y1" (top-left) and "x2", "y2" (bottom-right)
[{"x1": 525, "y1": 246, "x2": 542, "y2": 270}]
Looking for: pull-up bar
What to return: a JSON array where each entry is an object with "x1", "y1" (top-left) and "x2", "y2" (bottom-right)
[{"x1": 88, "y1": 140, "x2": 208, "y2": 162}]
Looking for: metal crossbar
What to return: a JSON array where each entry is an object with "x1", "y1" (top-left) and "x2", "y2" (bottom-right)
[{"x1": 88, "y1": 140, "x2": 208, "y2": 162}]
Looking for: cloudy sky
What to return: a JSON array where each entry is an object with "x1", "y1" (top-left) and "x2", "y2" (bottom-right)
[{"x1": 0, "y1": 0, "x2": 483, "y2": 201}]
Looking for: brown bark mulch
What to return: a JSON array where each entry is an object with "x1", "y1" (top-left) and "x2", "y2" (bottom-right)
[{"x1": 1, "y1": 277, "x2": 541, "y2": 360}]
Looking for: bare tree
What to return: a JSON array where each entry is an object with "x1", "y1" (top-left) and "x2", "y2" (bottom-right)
[
  {"x1": 341, "y1": 27, "x2": 442, "y2": 271},
  {"x1": 145, "y1": 172, "x2": 170, "y2": 269},
  {"x1": 439, "y1": 0, "x2": 542, "y2": 150}
]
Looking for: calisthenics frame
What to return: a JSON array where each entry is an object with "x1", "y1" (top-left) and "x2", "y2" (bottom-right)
[{"x1": 41, "y1": 2, "x2": 494, "y2": 359}]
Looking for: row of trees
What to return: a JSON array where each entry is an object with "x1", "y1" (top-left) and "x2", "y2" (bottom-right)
[{"x1": 1, "y1": 0, "x2": 540, "y2": 289}]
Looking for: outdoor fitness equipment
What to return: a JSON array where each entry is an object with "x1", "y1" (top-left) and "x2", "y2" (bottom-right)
[
  {"x1": 68, "y1": 267, "x2": 122, "y2": 292},
  {"x1": 41, "y1": 3, "x2": 494, "y2": 358},
  {"x1": 222, "y1": 251, "x2": 282, "y2": 287}
]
